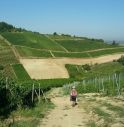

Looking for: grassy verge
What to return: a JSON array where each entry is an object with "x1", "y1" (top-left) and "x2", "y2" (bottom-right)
[
  {"x1": 93, "y1": 107, "x2": 110, "y2": 119},
  {"x1": 103, "y1": 103, "x2": 124, "y2": 117},
  {"x1": 7, "y1": 101, "x2": 54, "y2": 127}
]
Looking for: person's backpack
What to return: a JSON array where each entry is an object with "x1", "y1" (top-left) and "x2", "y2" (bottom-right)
[{"x1": 71, "y1": 90, "x2": 77, "y2": 96}]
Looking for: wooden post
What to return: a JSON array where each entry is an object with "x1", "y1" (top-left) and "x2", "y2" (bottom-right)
[
  {"x1": 6, "y1": 77, "x2": 8, "y2": 89},
  {"x1": 39, "y1": 83, "x2": 41, "y2": 103},
  {"x1": 41, "y1": 90, "x2": 47, "y2": 102},
  {"x1": 101, "y1": 78, "x2": 104, "y2": 93},
  {"x1": 32, "y1": 83, "x2": 34, "y2": 103},
  {"x1": 35, "y1": 90, "x2": 39, "y2": 101},
  {"x1": 115, "y1": 73, "x2": 120, "y2": 96}
]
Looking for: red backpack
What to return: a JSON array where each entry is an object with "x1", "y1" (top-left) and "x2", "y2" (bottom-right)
[{"x1": 71, "y1": 90, "x2": 77, "y2": 96}]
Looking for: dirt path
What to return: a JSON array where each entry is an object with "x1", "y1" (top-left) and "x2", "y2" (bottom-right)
[
  {"x1": 39, "y1": 88, "x2": 124, "y2": 127},
  {"x1": 40, "y1": 88, "x2": 91, "y2": 127}
]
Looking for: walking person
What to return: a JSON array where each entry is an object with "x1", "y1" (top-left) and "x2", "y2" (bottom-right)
[{"x1": 70, "y1": 86, "x2": 77, "y2": 107}]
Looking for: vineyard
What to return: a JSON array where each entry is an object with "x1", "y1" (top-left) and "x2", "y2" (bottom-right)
[
  {"x1": 12, "y1": 64, "x2": 31, "y2": 80},
  {"x1": 0, "y1": 38, "x2": 18, "y2": 79},
  {"x1": 2, "y1": 31, "x2": 124, "y2": 58},
  {"x1": 1, "y1": 32, "x2": 64, "y2": 51},
  {"x1": 54, "y1": 39, "x2": 113, "y2": 52},
  {"x1": 65, "y1": 62, "x2": 124, "y2": 79},
  {"x1": 63, "y1": 71, "x2": 124, "y2": 96}
]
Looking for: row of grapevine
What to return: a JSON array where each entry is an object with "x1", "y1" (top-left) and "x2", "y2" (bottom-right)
[
  {"x1": 0, "y1": 77, "x2": 76, "y2": 117},
  {"x1": 63, "y1": 72, "x2": 124, "y2": 96}
]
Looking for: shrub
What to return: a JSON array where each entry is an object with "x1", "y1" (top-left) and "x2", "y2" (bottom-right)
[{"x1": 117, "y1": 55, "x2": 124, "y2": 65}]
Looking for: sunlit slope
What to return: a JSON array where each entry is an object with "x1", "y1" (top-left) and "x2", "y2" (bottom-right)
[
  {"x1": 1, "y1": 32, "x2": 124, "y2": 58},
  {"x1": 1, "y1": 32, "x2": 64, "y2": 51}
]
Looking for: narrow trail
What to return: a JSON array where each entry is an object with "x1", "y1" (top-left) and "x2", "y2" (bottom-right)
[
  {"x1": 39, "y1": 88, "x2": 124, "y2": 127},
  {"x1": 40, "y1": 88, "x2": 91, "y2": 127}
]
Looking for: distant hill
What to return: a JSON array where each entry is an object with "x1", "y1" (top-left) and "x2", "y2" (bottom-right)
[
  {"x1": 0, "y1": 22, "x2": 26, "y2": 32},
  {"x1": 0, "y1": 22, "x2": 124, "y2": 58}
]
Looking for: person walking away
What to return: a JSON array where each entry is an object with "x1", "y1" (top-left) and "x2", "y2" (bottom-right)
[{"x1": 70, "y1": 86, "x2": 77, "y2": 107}]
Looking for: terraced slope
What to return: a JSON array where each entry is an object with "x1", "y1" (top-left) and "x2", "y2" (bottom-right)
[
  {"x1": 2, "y1": 32, "x2": 123, "y2": 58},
  {"x1": 0, "y1": 37, "x2": 19, "y2": 78},
  {"x1": 1, "y1": 32, "x2": 64, "y2": 51},
  {"x1": 55, "y1": 39, "x2": 113, "y2": 52}
]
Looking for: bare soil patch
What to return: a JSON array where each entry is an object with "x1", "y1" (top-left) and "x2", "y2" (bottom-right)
[{"x1": 20, "y1": 53, "x2": 124, "y2": 79}]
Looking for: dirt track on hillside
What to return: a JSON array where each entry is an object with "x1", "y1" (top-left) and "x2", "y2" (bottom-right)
[
  {"x1": 39, "y1": 88, "x2": 90, "y2": 127},
  {"x1": 39, "y1": 88, "x2": 124, "y2": 127},
  {"x1": 20, "y1": 53, "x2": 124, "y2": 79}
]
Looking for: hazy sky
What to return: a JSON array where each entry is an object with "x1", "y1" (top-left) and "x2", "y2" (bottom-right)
[{"x1": 0, "y1": 0, "x2": 124, "y2": 41}]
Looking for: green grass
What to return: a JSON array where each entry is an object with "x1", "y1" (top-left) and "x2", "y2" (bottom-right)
[
  {"x1": 90, "y1": 47, "x2": 124, "y2": 57},
  {"x1": 87, "y1": 121, "x2": 97, "y2": 127},
  {"x1": 66, "y1": 62, "x2": 124, "y2": 79},
  {"x1": 1, "y1": 32, "x2": 64, "y2": 51},
  {"x1": 10, "y1": 119, "x2": 40, "y2": 127},
  {"x1": 48, "y1": 34, "x2": 74, "y2": 40},
  {"x1": 14, "y1": 102, "x2": 54, "y2": 118},
  {"x1": 53, "y1": 51, "x2": 89, "y2": 58},
  {"x1": 12, "y1": 64, "x2": 31, "y2": 80},
  {"x1": 16, "y1": 46, "x2": 52, "y2": 57},
  {"x1": 103, "y1": 103, "x2": 124, "y2": 117},
  {"x1": 52, "y1": 47, "x2": 124, "y2": 58},
  {"x1": 55, "y1": 39, "x2": 114, "y2": 52},
  {"x1": 93, "y1": 107, "x2": 110, "y2": 119},
  {"x1": 9, "y1": 101, "x2": 54, "y2": 127}
]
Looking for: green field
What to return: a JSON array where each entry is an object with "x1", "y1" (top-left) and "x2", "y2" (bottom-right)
[
  {"x1": 52, "y1": 47, "x2": 124, "y2": 58},
  {"x1": 90, "y1": 47, "x2": 124, "y2": 57},
  {"x1": 12, "y1": 64, "x2": 31, "y2": 80},
  {"x1": 52, "y1": 51, "x2": 89, "y2": 58},
  {"x1": 1, "y1": 32, "x2": 64, "y2": 51},
  {"x1": 66, "y1": 62, "x2": 124, "y2": 79},
  {"x1": 55, "y1": 39, "x2": 114, "y2": 52},
  {"x1": 16, "y1": 46, "x2": 52, "y2": 57},
  {"x1": 1, "y1": 31, "x2": 124, "y2": 58}
]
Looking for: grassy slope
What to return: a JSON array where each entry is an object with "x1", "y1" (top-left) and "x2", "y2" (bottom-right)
[
  {"x1": 53, "y1": 47, "x2": 124, "y2": 58},
  {"x1": 15, "y1": 46, "x2": 52, "y2": 57},
  {"x1": 66, "y1": 62, "x2": 124, "y2": 79},
  {"x1": 1, "y1": 32, "x2": 64, "y2": 51},
  {"x1": 12, "y1": 64, "x2": 31, "y2": 80},
  {"x1": 2, "y1": 32, "x2": 124, "y2": 58},
  {"x1": 55, "y1": 39, "x2": 114, "y2": 52}
]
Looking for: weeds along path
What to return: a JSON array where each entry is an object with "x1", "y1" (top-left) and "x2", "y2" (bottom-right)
[{"x1": 39, "y1": 88, "x2": 91, "y2": 127}]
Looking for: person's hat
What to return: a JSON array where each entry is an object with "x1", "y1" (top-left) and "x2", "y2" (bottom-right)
[{"x1": 72, "y1": 86, "x2": 75, "y2": 89}]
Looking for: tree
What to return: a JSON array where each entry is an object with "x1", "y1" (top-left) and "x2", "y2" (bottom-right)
[
  {"x1": 112, "y1": 40, "x2": 116, "y2": 45},
  {"x1": 53, "y1": 32, "x2": 57, "y2": 36},
  {"x1": 117, "y1": 55, "x2": 124, "y2": 65}
]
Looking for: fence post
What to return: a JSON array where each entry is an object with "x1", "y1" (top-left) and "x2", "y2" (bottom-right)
[
  {"x1": 6, "y1": 77, "x2": 8, "y2": 89},
  {"x1": 39, "y1": 83, "x2": 41, "y2": 103},
  {"x1": 32, "y1": 83, "x2": 34, "y2": 103}
]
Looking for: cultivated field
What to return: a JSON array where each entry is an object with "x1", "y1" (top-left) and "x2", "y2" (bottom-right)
[{"x1": 20, "y1": 53, "x2": 124, "y2": 79}]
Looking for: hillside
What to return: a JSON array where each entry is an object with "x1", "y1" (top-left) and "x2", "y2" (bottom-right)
[
  {"x1": 1, "y1": 22, "x2": 124, "y2": 80},
  {"x1": 0, "y1": 36, "x2": 19, "y2": 79},
  {"x1": 0, "y1": 22, "x2": 26, "y2": 32},
  {"x1": 0, "y1": 23, "x2": 124, "y2": 127},
  {"x1": 1, "y1": 31, "x2": 124, "y2": 58}
]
